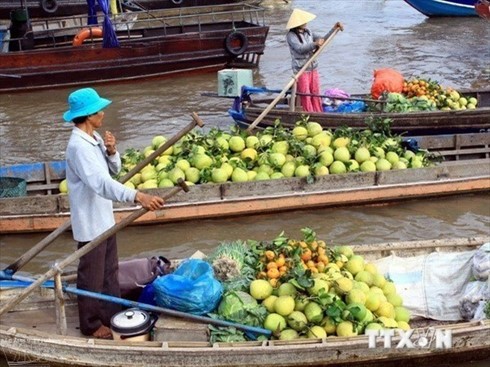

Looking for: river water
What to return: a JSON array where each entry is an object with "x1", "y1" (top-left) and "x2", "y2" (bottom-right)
[{"x1": 0, "y1": 1, "x2": 489, "y2": 365}]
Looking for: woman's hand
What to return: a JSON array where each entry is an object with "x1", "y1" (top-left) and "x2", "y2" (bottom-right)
[
  {"x1": 104, "y1": 131, "x2": 117, "y2": 155},
  {"x1": 135, "y1": 192, "x2": 165, "y2": 211},
  {"x1": 315, "y1": 38, "x2": 325, "y2": 47}
]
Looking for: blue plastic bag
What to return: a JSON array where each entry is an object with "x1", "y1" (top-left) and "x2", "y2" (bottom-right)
[{"x1": 152, "y1": 259, "x2": 223, "y2": 315}]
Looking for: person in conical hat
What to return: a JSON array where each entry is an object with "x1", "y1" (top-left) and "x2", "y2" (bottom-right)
[{"x1": 286, "y1": 8, "x2": 325, "y2": 112}]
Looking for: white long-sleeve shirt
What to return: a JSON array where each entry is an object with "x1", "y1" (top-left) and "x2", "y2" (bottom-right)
[
  {"x1": 286, "y1": 28, "x2": 322, "y2": 73},
  {"x1": 66, "y1": 127, "x2": 137, "y2": 242}
]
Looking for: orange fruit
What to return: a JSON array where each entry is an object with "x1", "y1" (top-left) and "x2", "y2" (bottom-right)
[
  {"x1": 267, "y1": 268, "x2": 280, "y2": 279},
  {"x1": 265, "y1": 250, "x2": 275, "y2": 261},
  {"x1": 267, "y1": 262, "x2": 278, "y2": 270}
]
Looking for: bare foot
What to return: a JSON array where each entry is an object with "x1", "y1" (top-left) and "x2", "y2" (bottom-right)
[{"x1": 92, "y1": 325, "x2": 112, "y2": 339}]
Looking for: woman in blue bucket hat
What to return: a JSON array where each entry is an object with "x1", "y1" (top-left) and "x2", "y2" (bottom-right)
[{"x1": 63, "y1": 87, "x2": 165, "y2": 339}]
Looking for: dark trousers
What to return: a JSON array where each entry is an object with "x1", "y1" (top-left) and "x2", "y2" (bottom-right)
[{"x1": 77, "y1": 235, "x2": 121, "y2": 336}]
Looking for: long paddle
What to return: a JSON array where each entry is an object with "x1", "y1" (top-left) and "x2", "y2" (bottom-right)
[
  {"x1": 3, "y1": 113, "x2": 204, "y2": 276},
  {"x1": 246, "y1": 22, "x2": 344, "y2": 132},
  {"x1": 4, "y1": 276, "x2": 271, "y2": 338},
  {"x1": 0, "y1": 179, "x2": 190, "y2": 316}
]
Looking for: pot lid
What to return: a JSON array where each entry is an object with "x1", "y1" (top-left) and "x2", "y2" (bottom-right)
[{"x1": 111, "y1": 308, "x2": 151, "y2": 334}]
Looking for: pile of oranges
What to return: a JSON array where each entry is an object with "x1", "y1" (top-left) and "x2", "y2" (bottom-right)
[
  {"x1": 256, "y1": 239, "x2": 331, "y2": 287},
  {"x1": 402, "y1": 78, "x2": 443, "y2": 103}
]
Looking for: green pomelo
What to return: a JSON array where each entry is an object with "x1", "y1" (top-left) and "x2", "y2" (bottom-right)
[
  {"x1": 347, "y1": 159, "x2": 360, "y2": 172},
  {"x1": 279, "y1": 328, "x2": 299, "y2": 340},
  {"x1": 307, "y1": 121, "x2": 323, "y2": 137},
  {"x1": 184, "y1": 167, "x2": 200, "y2": 184},
  {"x1": 382, "y1": 282, "x2": 397, "y2": 296},
  {"x1": 353, "y1": 281, "x2": 370, "y2": 294},
  {"x1": 346, "y1": 288, "x2": 367, "y2": 305},
  {"x1": 330, "y1": 161, "x2": 347, "y2": 174},
  {"x1": 387, "y1": 293, "x2": 403, "y2": 307},
  {"x1": 294, "y1": 297, "x2": 309, "y2": 312},
  {"x1": 332, "y1": 136, "x2": 350, "y2": 148},
  {"x1": 394, "y1": 306, "x2": 410, "y2": 323},
  {"x1": 193, "y1": 154, "x2": 213, "y2": 170},
  {"x1": 346, "y1": 303, "x2": 368, "y2": 321},
  {"x1": 392, "y1": 161, "x2": 407, "y2": 170},
  {"x1": 215, "y1": 136, "x2": 229, "y2": 151},
  {"x1": 345, "y1": 255, "x2": 365, "y2": 275},
  {"x1": 308, "y1": 278, "x2": 330, "y2": 296},
  {"x1": 151, "y1": 135, "x2": 167, "y2": 149},
  {"x1": 241, "y1": 148, "x2": 258, "y2": 162},
  {"x1": 246, "y1": 135, "x2": 259, "y2": 149},
  {"x1": 59, "y1": 179, "x2": 68, "y2": 193},
  {"x1": 307, "y1": 325, "x2": 327, "y2": 339},
  {"x1": 123, "y1": 181, "x2": 135, "y2": 189},
  {"x1": 314, "y1": 164, "x2": 329, "y2": 176},
  {"x1": 295, "y1": 165, "x2": 310, "y2": 178},
  {"x1": 141, "y1": 179, "x2": 157, "y2": 189},
  {"x1": 167, "y1": 167, "x2": 185, "y2": 184},
  {"x1": 372, "y1": 274, "x2": 387, "y2": 289},
  {"x1": 360, "y1": 160, "x2": 376, "y2": 172},
  {"x1": 386, "y1": 151, "x2": 399, "y2": 165},
  {"x1": 336, "y1": 321, "x2": 357, "y2": 337},
  {"x1": 231, "y1": 167, "x2": 248, "y2": 183},
  {"x1": 303, "y1": 144, "x2": 317, "y2": 159},
  {"x1": 229, "y1": 136, "x2": 245, "y2": 152},
  {"x1": 375, "y1": 158, "x2": 392, "y2": 171},
  {"x1": 281, "y1": 161, "x2": 296, "y2": 177},
  {"x1": 278, "y1": 282, "x2": 297, "y2": 297},
  {"x1": 364, "y1": 263, "x2": 378, "y2": 275},
  {"x1": 254, "y1": 171, "x2": 270, "y2": 181},
  {"x1": 250, "y1": 279, "x2": 273, "y2": 300},
  {"x1": 334, "y1": 147, "x2": 351, "y2": 163},
  {"x1": 337, "y1": 245, "x2": 354, "y2": 258},
  {"x1": 304, "y1": 302, "x2": 324, "y2": 324},
  {"x1": 334, "y1": 277, "x2": 353, "y2": 295},
  {"x1": 287, "y1": 311, "x2": 308, "y2": 331},
  {"x1": 355, "y1": 147, "x2": 371, "y2": 163},
  {"x1": 274, "y1": 295, "x2": 296, "y2": 317},
  {"x1": 319, "y1": 151, "x2": 334, "y2": 167},
  {"x1": 269, "y1": 152, "x2": 286, "y2": 168},
  {"x1": 272, "y1": 141, "x2": 289, "y2": 155},
  {"x1": 262, "y1": 295, "x2": 278, "y2": 313},
  {"x1": 158, "y1": 178, "x2": 174, "y2": 188},
  {"x1": 355, "y1": 270, "x2": 374, "y2": 286},
  {"x1": 264, "y1": 313, "x2": 286, "y2": 332},
  {"x1": 292, "y1": 126, "x2": 308, "y2": 141},
  {"x1": 365, "y1": 292, "x2": 381, "y2": 312},
  {"x1": 322, "y1": 316, "x2": 337, "y2": 335},
  {"x1": 175, "y1": 159, "x2": 191, "y2": 172},
  {"x1": 376, "y1": 302, "x2": 395, "y2": 319},
  {"x1": 311, "y1": 132, "x2": 331, "y2": 148},
  {"x1": 211, "y1": 168, "x2": 228, "y2": 183}
]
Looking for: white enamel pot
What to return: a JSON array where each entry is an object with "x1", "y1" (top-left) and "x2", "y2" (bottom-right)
[{"x1": 110, "y1": 308, "x2": 158, "y2": 342}]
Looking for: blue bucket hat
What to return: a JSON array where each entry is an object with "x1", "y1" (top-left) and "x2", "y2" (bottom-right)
[{"x1": 63, "y1": 88, "x2": 112, "y2": 122}]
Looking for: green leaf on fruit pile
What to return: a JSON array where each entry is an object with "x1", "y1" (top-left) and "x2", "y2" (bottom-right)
[{"x1": 301, "y1": 227, "x2": 317, "y2": 244}]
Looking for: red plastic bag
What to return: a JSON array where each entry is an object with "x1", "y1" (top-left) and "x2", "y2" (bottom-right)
[{"x1": 371, "y1": 68, "x2": 404, "y2": 99}]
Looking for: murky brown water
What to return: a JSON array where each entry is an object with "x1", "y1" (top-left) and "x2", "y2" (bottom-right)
[{"x1": 0, "y1": 3, "x2": 489, "y2": 365}]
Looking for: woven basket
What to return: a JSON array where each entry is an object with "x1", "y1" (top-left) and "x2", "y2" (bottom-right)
[{"x1": 0, "y1": 177, "x2": 27, "y2": 198}]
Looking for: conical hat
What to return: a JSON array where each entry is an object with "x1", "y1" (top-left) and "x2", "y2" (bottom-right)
[{"x1": 286, "y1": 8, "x2": 316, "y2": 30}]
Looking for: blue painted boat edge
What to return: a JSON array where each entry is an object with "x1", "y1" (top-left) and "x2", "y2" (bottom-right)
[
  {"x1": 0, "y1": 160, "x2": 66, "y2": 181},
  {"x1": 404, "y1": 0, "x2": 478, "y2": 17}
]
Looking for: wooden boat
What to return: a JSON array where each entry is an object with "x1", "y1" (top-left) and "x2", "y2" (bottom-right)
[
  {"x1": 403, "y1": 0, "x2": 478, "y2": 17},
  {"x1": 476, "y1": 0, "x2": 490, "y2": 18},
  {"x1": 1, "y1": 132, "x2": 489, "y2": 234},
  {"x1": 229, "y1": 87, "x2": 490, "y2": 135},
  {"x1": 0, "y1": 3, "x2": 269, "y2": 93},
  {"x1": 0, "y1": 0, "x2": 261, "y2": 19},
  {"x1": 1, "y1": 237, "x2": 489, "y2": 366}
]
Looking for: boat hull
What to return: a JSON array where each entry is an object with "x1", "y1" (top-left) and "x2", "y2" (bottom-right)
[
  {"x1": 1, "y1": 133, "x2": 490, "y2": 233},
  {"x1": 0, "y1": 6, "x2": 269, "y2": 93},
  {"x1": 1, "y1": 237, "x2": 489, "y2": 367},
  {"x1": 230, "y1": 89, "x2": 490, "y2": 136},
  {"x1": 404, "y1": 0, "x2": 478, "y2": 17}
]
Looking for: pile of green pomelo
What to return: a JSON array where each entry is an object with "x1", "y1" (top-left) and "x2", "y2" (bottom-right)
[
  {"x1": 118, "y1": 120, "x2": 432, "y2": 190},
  {"x1": 58, "y1": 120, "x2": 433, "y2": 193},
  {"x1": 207, "y1": 229, "x2": 411, "y2": 341}
]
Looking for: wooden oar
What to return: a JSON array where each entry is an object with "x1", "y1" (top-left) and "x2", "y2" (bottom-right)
[
  {"x1": 3, "y1": 113, "x2": 204, "y2": 275},
  {"x1": 246, "y1": 22, "x2": 344, "y2": 132},
  {"x1": 0, "y1": 179, "x2": 190, "y2": 317}
]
